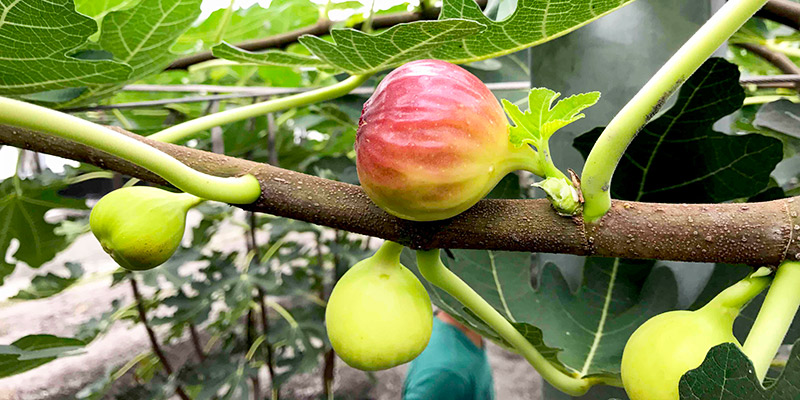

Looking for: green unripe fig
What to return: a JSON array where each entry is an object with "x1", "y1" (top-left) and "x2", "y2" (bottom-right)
[
  {"x1": 90, "y1": 186, "x2": 202, "y2": 271},
  {"x1": 325, "y1": 241, "x2": 432, "y2": 371},
  {"x1": 621, "y1": 273, "x2": 769, "y2": 400}
]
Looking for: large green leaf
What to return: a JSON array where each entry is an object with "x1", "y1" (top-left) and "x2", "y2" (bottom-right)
[
  {"x1": 224, "y1": 0, "x2": 639, "y2": 74},
  {"x1": 574, "y1": 58, "x2": 783, "y2": 203},
  {"x1": 0, "y1": 175, "x2": 86, "y2": 283},
  {"x1": 431, "y1": 0, "x2": 636, "y2": 64},
  {"x1": 60, "y1": 0, "x2": 202, "y2": 106},
  {"x1": 678, "y1": 340, "x2": 800, "y2": 400},
  {"x1": 0, "y1": 334, "x2": 85, "y2": 378},
  {"x1": 297, "y1": 19, "x2": 486, "y2": 74},
  {"x1": 402, "y1": 250, "x2": 678, "y2": 377},
  {"x1": 0, "y1": 0, "x2": 131, "y2": 95}
]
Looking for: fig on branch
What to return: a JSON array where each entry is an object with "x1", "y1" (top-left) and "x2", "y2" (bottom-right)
[
  {"x1": 620, "y1": 271, "x2": 770, "y2": 400},
  {"x1": 89, "y1": 186, "x2": 203, "y2": 271},
  {"x1": 355, "y1": 59, "x2": 540, "y2": 221},
  {"x1": 325, "y1": 241, "x2": 432, "y2": 371}
]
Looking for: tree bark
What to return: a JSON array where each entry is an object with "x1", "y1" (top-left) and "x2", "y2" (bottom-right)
[
  {"x1": 757, "y1": 0, "x2": 800, "y2": 30},
  {"x1": 3, "y1": 124, "x2": 800, "y2": 266}
]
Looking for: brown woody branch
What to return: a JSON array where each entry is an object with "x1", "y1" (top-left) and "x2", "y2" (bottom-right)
[
  {"x1": 757, "y1": 0, "x2": 800, "y2": 30},
  {"x1": 3, "y1": 124, "x2": 800, "y2": 266}
]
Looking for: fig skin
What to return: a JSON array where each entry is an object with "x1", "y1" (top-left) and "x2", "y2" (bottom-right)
[
  {"x1": 621, "y1": 274, "x2": 768, "y2": 400},
  {"x1": 356, "y1": 59, "x2": 537, "y2": 221},
  {"x1": 620, "y1": 308, "x2": 739, "y2": 400},
  {"x1": 90, "y1": 186, "x2": 200, "y2": 271},
  {"x1": 325, "y1": 242, "x2": 433, "y2": 371}
]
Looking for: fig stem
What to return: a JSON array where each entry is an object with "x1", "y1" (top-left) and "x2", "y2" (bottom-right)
[
  {"x1": 703, "y1": 270, "x2": 771, "y2": 318},
  {"x1": 743, "y1": 261, "x2": 800, "y2": 383},
  {"x1": 580, "y1": 0, "x2": 770, "y2": 223},
  {"x1": 149, "y1": 74, "x2": 371, "y2": 144},
  {"x1": 415, "y1": 249, "x2": 595, "y2": 396},
  {"x1": 372, "y1": 240, "x2": 404, "y2": 264},
  {"x1": 0, "y1": 96, "x2": 261, "y2": 204},
  {"x1": 537, "y1": 138, "x2": 568, "y2": 182}
]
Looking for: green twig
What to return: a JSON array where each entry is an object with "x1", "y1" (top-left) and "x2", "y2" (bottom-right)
[
  {"x1": 149, "y1": 75, "x2": 371, "y2": 143},
  {"x1": 415, "y1": 249, "x2": 598, "y2": 396},
  {"x1": 0, "y1": 96, "x2": 261, "y2": 204},
  {"x1": 580, "y1": 0, "x2": 770, "y2": 222},
  {"x1": 743, "y1": 261, "x2": 800, "y2": 383}
]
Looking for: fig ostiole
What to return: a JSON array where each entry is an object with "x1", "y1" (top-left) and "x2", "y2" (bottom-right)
[
  {"x1": 355, "y1": 59, "x2": 541, "y2": 222},
  {"x1": 90, "y1": 186, "x2": 204, "y2": 271},
  {"x1": 325, "y1": 241, "x2": 433, "y2": 371},
  {"x1": 621, "y1": 271, "x2": 770, "y2": 400}
]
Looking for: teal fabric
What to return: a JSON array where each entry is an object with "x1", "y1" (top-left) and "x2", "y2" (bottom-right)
[{"x1": 403, "y1": 318, "x2": 495, "y2": 400}]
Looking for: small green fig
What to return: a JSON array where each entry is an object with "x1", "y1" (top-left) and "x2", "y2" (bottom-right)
[
  {"x1": 90, "y1": 186, "x2": 202, "y2": 271},
  {"x1": 325, "y1": 241, "x2": 432, "y2": 371},
  {"x1": 621, "y1": 274, "x2": 769, "y2": 400}
]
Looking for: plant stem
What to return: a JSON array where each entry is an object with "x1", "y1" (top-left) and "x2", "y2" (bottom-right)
[
  {"x1": 580, "y1": 0, "x2": 770, "y2": 222},
  {"x1": 188, "y1": 322, "x2": 206, "y2": 362},
  {"x1": 247, "y1": 306, "x2": 262, "y2": 400},
  {"x1": 415, "y1": 249, "x2": 595, "y2": 396},
  {"x1": 129, "y1": 276, "x2": 191, "y2": 400},
  {"x1": 0, "y1": 96, "x2": 260, "y2": 204},
  {"x1": 743, "y1": 261, "x2": 800, "y2": 382},
  {"x1": 149, "y1": 75, "x2": 370, "y2": 144}
]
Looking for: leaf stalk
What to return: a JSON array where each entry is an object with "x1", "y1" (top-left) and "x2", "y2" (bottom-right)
[
  {"x1": 415, "y1": 249, "x2": 596, "y2": 396},
  {"x1": 580, "y1": 0, "x2": 770, "y2": 222}
]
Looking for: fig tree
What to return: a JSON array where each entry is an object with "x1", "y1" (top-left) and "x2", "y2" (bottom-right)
[
  {"x1": 621, "y1": 272, "x2": 770, "y2": 400},
  {"x1": 90, "y1": 186, "x2": 203, "y2": 271},
  {"x1": 325, "y1": 241, "x2": 432, "y2": 371},
  {"x1": 355, "y1": 59, "x2": 539, "y2": 221}
]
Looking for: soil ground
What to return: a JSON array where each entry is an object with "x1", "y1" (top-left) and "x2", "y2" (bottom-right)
[{"x1": 0, "y1": 213, "x2": 542, "y2": 399}]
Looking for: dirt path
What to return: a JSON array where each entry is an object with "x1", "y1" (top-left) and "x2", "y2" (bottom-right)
[{"x1": 0, "y1": 214, "x2": 542, "y2": 399}]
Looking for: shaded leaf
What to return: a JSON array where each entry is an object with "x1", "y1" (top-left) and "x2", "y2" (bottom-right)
[
  {"x1": 679, "y1": 340, "x2": 800, "y2": 399},
  {"x1": 0, "y1": 175, "x2": 86, "y2": 282},
  {"x1": 401, "y1": 250, "x2": 678, "y2": 377},
  {"x1": 0, "y1": 335, "x2": 85, "y2": 378},
  {"x1": 11, "y1": 262, "x2": 84, "y2": 300},
  {"x1": 574, "y1": 58, "x2": 782, "y2": 203},
  {"x1": 0, "y1": 0, "x2": 131, "y2": 94},
  {"x1": 175, "y1": 0, "x2": 318, "y2": 53},
  {"x1": 754, "y1": 100, "x2": 800, "y2": 139}
]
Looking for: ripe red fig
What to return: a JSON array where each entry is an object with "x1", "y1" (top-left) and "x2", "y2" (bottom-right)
[{"x1": 355, "y1": 59, "x2": 538, "y2": 221}]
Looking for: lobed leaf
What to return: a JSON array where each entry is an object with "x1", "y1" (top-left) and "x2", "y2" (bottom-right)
[
  {"x1": 0, "y1": 0, "x2": 131, "y2": 95},
  {"x1": 574, "y1": 58, "x2": 783, "y2": 203},
  {"x1": 211, "y1": 42, "x2": 330, "y2": 69},
  {"x1": 504, "y1": 88, "x2": 600, "y2": 147},
  {"x1": 431, "y1": 0, "x2": 637, "y2": 63},
  {"x1": 297, "y1": 19, "x2": 486, "y2": 75},
  {"x1": 59, "y1": 0, "x2": 203, "y2": 106},
  {"x1": 679, "y1": 339, "x2": 800, "y2": 400}
]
